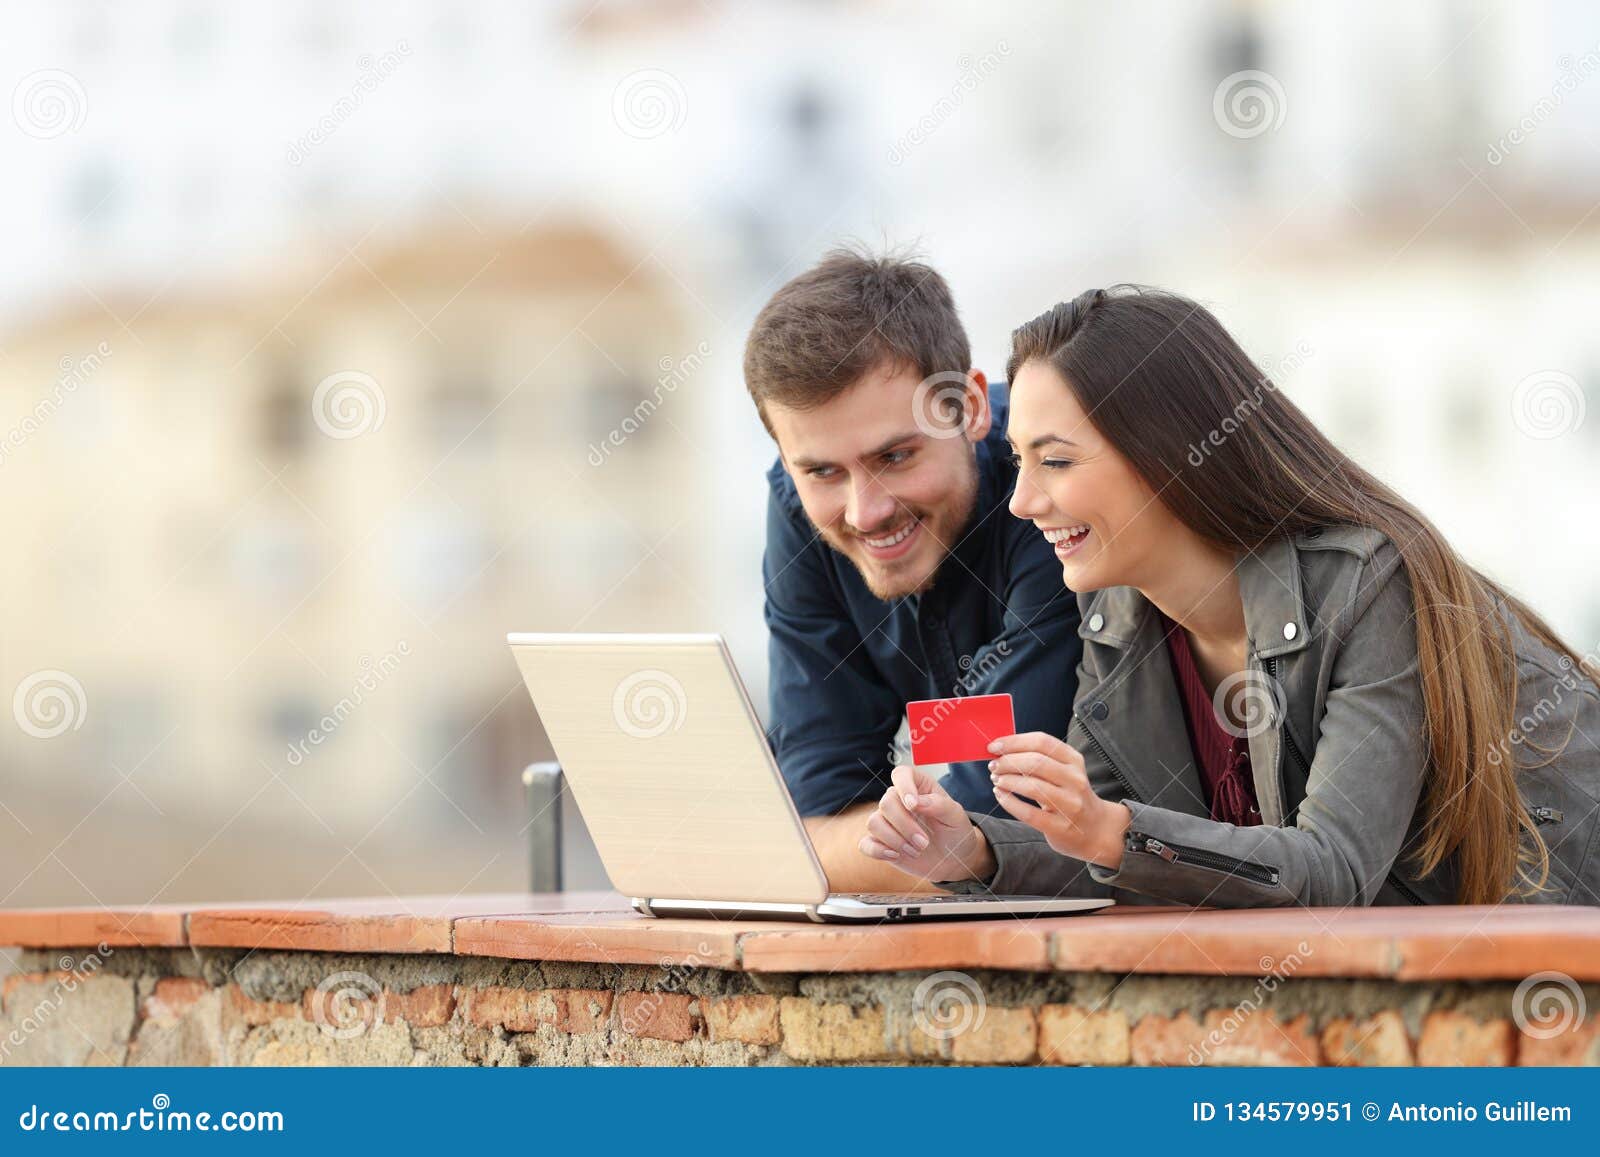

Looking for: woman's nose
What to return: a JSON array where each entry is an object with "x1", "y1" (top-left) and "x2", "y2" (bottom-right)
[{"x1": 1009, "y1": 472, "x2": 1047, "y2": 520}]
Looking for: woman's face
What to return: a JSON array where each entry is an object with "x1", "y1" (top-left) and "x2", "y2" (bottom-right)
[{"x1": 1005, "y1": 357, "x2": 1182, "y2": 593}]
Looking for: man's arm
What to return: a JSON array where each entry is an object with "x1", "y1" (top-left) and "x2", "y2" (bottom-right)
[
  {"x1": 762, "y1": 473, "x2": 912, "y2": 885},
  {"x1": 803, "y1": 803, "x2": 948, "y2": 893}
]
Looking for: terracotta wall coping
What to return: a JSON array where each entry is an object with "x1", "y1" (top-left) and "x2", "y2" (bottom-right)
[{"x1": 2, "y1": 895, "x2": 1595, "y2": 981}]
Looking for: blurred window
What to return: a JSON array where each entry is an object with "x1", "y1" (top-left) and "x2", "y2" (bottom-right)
[
  {"x1": 583, "y1": 373, "x2": 657, "y2": 446},
  {"x1": 428, "y1": 377, "x2": 495, "y2": 451},
  {"x1": 260, "y1": 375, "x2": 309, "y2": 456},
  {"x1": 265, "y1": 696, "x2": 320, "y2": 748},
  {"x1": 232, "y1": 517, "x2": 318, "y2": 599}
]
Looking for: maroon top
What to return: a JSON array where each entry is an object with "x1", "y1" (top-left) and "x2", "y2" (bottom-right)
[{"x1": 1158, "y1": 611, "x2": 1262, "y2": 827}]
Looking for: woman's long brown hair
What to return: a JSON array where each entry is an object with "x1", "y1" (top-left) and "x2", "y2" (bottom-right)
[{"x1": 1007, "y1": 285, "x2": 1589, "y2": 903}]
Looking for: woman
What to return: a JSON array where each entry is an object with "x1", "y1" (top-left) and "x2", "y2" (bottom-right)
[{"x1": 860, "y1": 286, "x2": 1600, "y2": 907}]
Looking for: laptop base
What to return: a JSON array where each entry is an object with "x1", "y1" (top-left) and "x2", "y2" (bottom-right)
[{"x1": 633, "y1": 895, "x2": 1113, "y2": 923}]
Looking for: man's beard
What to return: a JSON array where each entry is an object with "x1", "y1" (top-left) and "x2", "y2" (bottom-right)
[{"x1": 812, "y1": 463, "x2": 980, "y2": 601}]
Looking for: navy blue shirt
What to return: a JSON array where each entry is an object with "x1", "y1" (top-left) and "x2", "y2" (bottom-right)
[{"x1": 762, "y1": 383, "x2": 1083, "y2": 818}]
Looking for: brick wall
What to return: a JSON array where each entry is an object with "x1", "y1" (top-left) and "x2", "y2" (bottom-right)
[{"x1": 2, "y1": 947, "x2": 1595, "y2": 1067}]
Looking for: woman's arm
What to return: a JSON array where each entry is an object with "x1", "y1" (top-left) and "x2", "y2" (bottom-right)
[
  {"x1": 1082, "y1": 545, "x2": 1428, "y2": 907},
  {"x1": 858, "y1": 614, "x2": 1141, "y2": 902}
]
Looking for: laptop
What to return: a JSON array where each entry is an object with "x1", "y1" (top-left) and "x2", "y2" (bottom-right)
[{"x1": 507, "y1": 632, "x2": 1114, "y2": 923}]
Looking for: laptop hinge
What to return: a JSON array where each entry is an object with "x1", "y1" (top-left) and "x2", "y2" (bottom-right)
[
  {"x1": 633, "y1": 897, "x2": 656, "y2": 918},
  {"x1": 802, "y1": 904, "x2": 825, "y2": 923}
]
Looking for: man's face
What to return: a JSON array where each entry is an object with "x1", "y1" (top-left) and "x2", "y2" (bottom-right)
[{"x1": 767, "y1": 362, "x2": 991, "y2": 600}]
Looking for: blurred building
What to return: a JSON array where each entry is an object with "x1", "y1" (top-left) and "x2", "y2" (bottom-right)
[
  {"x1": 0, "y1": 219, "x2": 712, "y2": 898},
  {"x1": 1, "y1": 0, "x2": 1598, "y2": 907}
]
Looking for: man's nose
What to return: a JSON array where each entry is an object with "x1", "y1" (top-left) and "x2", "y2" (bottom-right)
[{"x1": 845, "y1": 476, "x2": 898, "y2": 532}]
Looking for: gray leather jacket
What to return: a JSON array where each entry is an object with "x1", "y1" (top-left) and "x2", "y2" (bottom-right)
[{"x1": 958, "y1": 525, "x2": 1600, "y2": 907}]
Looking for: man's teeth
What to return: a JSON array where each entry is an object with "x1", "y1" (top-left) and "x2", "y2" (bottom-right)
[
  {"x1": 864, "y1": 520, "x2": 918, "y2": 548},
  {"x1": 1044, "y1": 524, "x2": 1090, "y2": 544}
]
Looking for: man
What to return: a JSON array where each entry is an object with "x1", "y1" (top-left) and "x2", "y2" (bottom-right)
[{"x1": 744, "y1": 248, "x2": 1083, "y2": 890}]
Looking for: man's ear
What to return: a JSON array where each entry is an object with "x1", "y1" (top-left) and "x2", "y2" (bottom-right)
[{"x1": 966, "y1": 369, "x2": 993, "y2": 442}]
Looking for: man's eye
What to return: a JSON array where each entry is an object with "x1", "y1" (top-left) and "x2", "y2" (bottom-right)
[
  {"x1": 807, "y1": 466, "x2": 837, "y2": 479},
  {"x1": 882, "y1": 449, "x2": 913, "y2": 466}
]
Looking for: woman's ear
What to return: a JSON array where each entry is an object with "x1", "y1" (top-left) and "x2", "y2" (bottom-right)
[{"x1": 966, "y1": 369, "x2": 993, "y2": 441}]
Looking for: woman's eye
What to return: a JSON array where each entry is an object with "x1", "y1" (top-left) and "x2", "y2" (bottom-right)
[{"x1": 1008, "y1": 452, "x2": 1071, "y2": 470}]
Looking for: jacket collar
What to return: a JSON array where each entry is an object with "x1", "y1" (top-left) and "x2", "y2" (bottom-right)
[{"x1": 1080, "y1": 535, "x2": 1313, "y2": 660}]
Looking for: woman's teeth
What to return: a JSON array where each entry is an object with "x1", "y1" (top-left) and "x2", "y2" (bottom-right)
[
  {"x1": 1043, "y1": 524, "x2": 1089, "y2": 544},
  {"x1": 865, "y1": 520, "x2": 918, "y2": 549}
]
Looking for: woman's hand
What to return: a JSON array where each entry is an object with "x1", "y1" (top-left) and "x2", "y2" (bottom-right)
[
  {"x1": 988, "y1": 732, "x2": 1132, "y2": 869},
  {"x1": 858, "y1": 764, "x2": 994, "y2": 882}
]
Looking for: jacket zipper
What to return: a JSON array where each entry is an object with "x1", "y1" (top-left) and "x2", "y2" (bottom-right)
[
  {"x1": 1074, "y1": 717, "x2": 1143, "y2": 803},
  {"x1": 1083, "y1": 653, "x2": 1281, "y2": 889},
  {"x1": 1126, "y1": 831, "x2": 1282, "y2": 887},
  {"x1": 1263, "y1": 656, "x2": 1293, "y2": 821},
  {"x1": 1386, "y1": 869, "x2": 1427, "y2": 905}
]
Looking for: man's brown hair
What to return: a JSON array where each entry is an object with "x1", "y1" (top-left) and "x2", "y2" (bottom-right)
[{"x1": 742, "y1": 247, "x2": 971, "y2": 435}]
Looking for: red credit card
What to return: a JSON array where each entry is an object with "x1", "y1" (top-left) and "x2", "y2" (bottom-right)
[{"x1": 906, "y1": 693, "x2": 1016, "y2": 765}]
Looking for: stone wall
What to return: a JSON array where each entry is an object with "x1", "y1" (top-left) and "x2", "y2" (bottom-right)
[{"x1": 3, "y1": 946, "x2": 1596, "y2": 1067}]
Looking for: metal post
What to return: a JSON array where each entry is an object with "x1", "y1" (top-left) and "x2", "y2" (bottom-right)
[{"x1": 522, "y1": 761, "x2": 564, "y2": 893}]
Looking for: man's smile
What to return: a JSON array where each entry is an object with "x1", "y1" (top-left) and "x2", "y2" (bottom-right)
[{"x1": 856, "y1": 516, "x2": 923, "y2": 560}]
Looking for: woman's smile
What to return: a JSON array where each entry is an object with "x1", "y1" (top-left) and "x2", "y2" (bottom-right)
[{"x1": 1040, "y1": 523, "x2": 1092, "y2": 558}]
